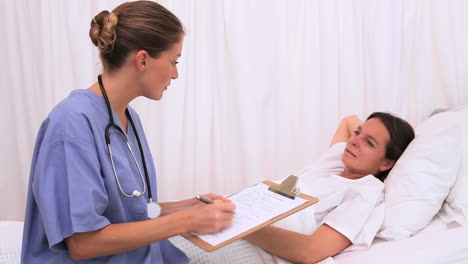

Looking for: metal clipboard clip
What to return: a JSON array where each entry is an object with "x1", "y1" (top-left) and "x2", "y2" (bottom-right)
[{"x1": 268, "y1": 175, "x2": 300, "y2": 200}]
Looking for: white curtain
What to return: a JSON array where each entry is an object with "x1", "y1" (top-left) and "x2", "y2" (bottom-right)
[{"x1": 1, "y1": 0, "x2": 467, "y2": 221}]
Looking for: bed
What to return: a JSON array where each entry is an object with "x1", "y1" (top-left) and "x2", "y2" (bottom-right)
[
  {"x1": 333, "y1": 217, "x2": 468, "y2": 264},
  {"x1": 170, "y1": 216, "x2": 468, "y2": 264},
  {"x1": 2, "y1": 216, "x2": 466, "y2": 264},
  {"x1": 170, "y1": 105, "x2": 468, "y2": 264}
]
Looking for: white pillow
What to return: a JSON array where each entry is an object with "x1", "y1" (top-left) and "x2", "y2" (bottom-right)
[
  {"x1": 377, "y1": 112, "x2": 462, "y2": 241},
  {"x1": 437, "y1": 106, "x2": 468, "y2": 226}
]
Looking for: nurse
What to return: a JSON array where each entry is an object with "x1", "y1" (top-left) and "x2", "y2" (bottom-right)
[{"x1": 21, "y1": 1, "x2": 235, "y2": 263}]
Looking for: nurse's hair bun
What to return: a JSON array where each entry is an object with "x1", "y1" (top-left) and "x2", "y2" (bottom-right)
[
  {"x1": 89, "y1": 10, "x2": 118, "y2": 54},
  {"x1": 88, "y1": 1, "x2": 184, "y2": 71}
]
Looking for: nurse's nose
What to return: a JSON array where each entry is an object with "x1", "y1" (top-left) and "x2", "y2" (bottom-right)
[{"x1": 172, "y1": 66, "x2": 179, "y2": 80}]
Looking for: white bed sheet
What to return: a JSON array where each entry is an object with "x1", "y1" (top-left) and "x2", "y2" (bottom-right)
[
  {"x1": 333, "y1": 216, "x2": 468, "y2": 264},
  {"x1": 171, "y1": 216, "x2": 468, "y2": 264}
]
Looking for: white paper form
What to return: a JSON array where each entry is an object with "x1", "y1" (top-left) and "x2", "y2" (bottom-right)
[{"x1": 193, "y1": 183, "x2": 307, "y2": 246}]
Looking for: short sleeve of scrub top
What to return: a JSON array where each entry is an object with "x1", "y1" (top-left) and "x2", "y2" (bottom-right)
[
  {"x1": 21, "y1": 90, "x2": 188, "y2": 263},
  {"x1": 32, "y1": 119, "x2": 110, "y2": 250}
]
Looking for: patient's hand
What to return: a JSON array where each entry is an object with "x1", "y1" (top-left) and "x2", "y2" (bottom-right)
[{"x1": 330, "y1": 115, "x2": 363, "y2": 146}]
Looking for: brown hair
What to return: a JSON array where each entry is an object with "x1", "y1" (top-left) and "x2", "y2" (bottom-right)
[
  {"x1": 89, "y1": 1, "x2": 184, "y2": 71},
  {"x1": 367, "y1": 112, "x2": 415, "y2": 182}
]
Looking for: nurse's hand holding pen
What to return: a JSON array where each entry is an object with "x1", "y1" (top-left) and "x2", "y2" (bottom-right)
[{"x1": 160, "y1": 193, "x2": 236, "y2": 234}]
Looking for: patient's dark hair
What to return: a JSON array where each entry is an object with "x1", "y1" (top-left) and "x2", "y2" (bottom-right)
[{"x1": 367, "y1": 112, "x2": 415, "y2": 182}]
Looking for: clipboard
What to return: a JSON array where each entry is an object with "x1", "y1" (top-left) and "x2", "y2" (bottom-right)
[{"x1": 181, "y1": 175, "x2": 319, "y2": 252}]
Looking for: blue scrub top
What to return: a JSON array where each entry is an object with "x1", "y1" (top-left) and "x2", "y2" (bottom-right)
[{"x1": 21, "y1": 90, "x2": 189, "y2": 263}]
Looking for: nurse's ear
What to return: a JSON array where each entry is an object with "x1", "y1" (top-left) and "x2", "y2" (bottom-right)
[{"x1": 135, "y1": 50, "x2": 149, "y2": 71}]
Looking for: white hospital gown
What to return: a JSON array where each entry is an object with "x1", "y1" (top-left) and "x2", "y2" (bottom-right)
[{"x1": 273, "y1": 142, "x2": 385, "y2": 248}]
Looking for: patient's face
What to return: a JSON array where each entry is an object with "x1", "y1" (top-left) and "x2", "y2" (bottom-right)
[{"x1": 341, "y1": 118, "x2": 393, "y2": 178}]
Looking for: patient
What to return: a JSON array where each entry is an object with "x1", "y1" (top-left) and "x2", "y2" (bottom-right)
[{"x1": 244, "y1": 112, "x2": 415, "y2": 264}]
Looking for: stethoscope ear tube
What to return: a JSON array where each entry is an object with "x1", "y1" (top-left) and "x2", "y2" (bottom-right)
[
  {"x1": 98, "y1": 74, "x2": 152, "y2": 201},
  {"x1": 105, "y1": 123, "x2": 126, "y2": 145}
]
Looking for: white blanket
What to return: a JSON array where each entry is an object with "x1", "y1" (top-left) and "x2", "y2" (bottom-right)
[
  {"x1": 170, "y1": 216, "x2": 468, "y2": 264},
  {"x1": 170, "y1": 235, "x2": 334, "y2": 264}
]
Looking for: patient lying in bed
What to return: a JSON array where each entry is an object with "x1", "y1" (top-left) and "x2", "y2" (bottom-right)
[
  {"x1": 172, "y1": 112, "x2": 415, "y2": 264},
  {"x1": 243, "y1": 112, "x2": 415, "y2": 264}
]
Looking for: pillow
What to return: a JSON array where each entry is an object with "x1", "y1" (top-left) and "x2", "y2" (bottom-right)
[
  {"x1": 376, "y1": 112, "x2": 462, "y2": 241},
  {"x1": 437, "y1": 106, "x2": 468, "y2": 226}
]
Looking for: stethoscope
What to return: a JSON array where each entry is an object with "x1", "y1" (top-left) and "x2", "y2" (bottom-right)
[{"x1": 98, "y1": 74, "x2": 160, "y2": 218}]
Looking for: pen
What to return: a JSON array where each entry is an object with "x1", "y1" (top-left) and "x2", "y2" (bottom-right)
[
  {"x1": 195, "y1": 195, "x2": 237, "y2": 215},
  {"x1": 195, "y1": 195, "x2": 214, "y2": 204}
]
